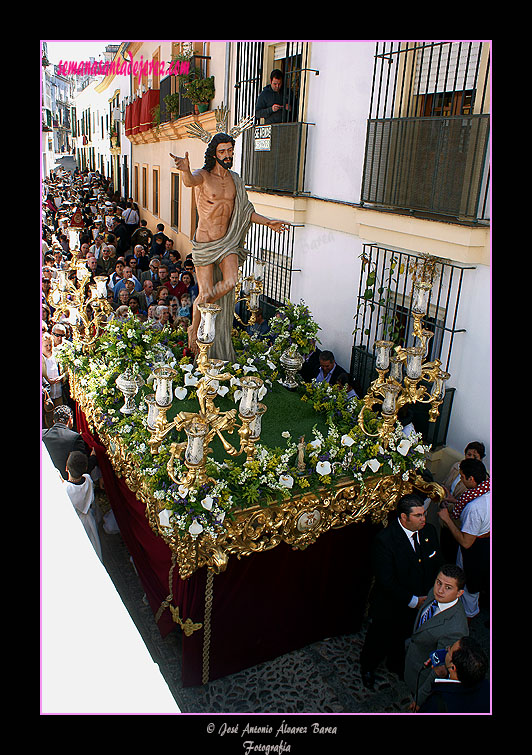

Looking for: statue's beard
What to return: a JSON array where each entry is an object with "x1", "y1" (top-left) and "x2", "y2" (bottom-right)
[{"x1": 216, "y1": 156, "x2": 233, "y2": 170}]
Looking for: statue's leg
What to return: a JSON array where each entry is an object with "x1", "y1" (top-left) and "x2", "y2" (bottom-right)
[
  {"x1": 209, "y1": 254, "x2": 239, "y2": 303},
  {"x1": 189, "y1": 254, "x2": 239, "y2": 357},
  {"x1": 189, "y1": 262, "x2": 214, "y2": 354}
]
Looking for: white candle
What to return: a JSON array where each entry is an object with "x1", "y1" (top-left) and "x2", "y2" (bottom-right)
[
  {"x1": 184, "y1": 420, "x2": 207, "y2": 466},
  {"x1": 381, "y1": 382, "x2": 401, "y2": 415},
  {"x1": 239, "y1": 376, "x2": 262, "y2": 417},
  {"x1": 412, "y1": 281, "x2": 432, "y2": 315},
  {"x1": 405, "y1": 347, "x2": 424, "y2": 380},
  {"x1": 375, "y1": 341, "x2": 394, "y2": 371},
  {"x1": 197, "y1": 304, "x2": 220, "y2": 344}
]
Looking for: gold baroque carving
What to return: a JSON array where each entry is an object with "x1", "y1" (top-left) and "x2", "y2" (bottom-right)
[{"x1": 72, "y1": 375, "x2": 445, "y2": 581}]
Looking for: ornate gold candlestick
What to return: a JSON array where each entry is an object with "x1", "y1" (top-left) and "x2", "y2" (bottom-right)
[
  {"x1": 358, "y1": 276, "x2": 450, "y2": 448},
  {"x1": 234, "y1": 260, "x2": 265, "y2": 326},
  {"x1": 147, "y1": 302, "x2": 267, "y2": 491}
]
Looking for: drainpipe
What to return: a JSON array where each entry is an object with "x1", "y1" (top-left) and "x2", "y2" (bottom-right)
[{"x1": 224, "y1": 42, "x2": 231, "y2": 109}]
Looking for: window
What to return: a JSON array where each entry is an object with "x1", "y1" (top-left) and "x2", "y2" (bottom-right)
[
  {"x1": 134, "y1": 165, "x2": 139, "y2": 203},
  {"x1": 123, "y1": 156, "x2": 129, "y2": 199},
  {"x1": 360, "y1": 41, "x2": 490, "y2": 221},
  {"x1": 142, "y1": 166, "x2": 147, "y2": 209},
  {"x1": 171, "y1": 173, "x2": 179, "y2": 229},
  {"x1": 152, "y1": 49, "x2": 161, "y2": 90},
  {"x1": 240, "y1": 223, "x2": 298, "y2": 320},
  {"x1": 153, "y1": 168, "x2": 159, "y2": 216},
  {"x1": 350, "y1": 245, "x2": 475, "y2": 447},
  {"x1": 235, "y1": 41, "x2": 316, "y2": 194}
]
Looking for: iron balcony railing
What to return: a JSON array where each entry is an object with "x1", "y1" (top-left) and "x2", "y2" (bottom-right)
[
  {"x1": 240, "y1": 122, "x2": 310, "y2": 194},
  {"x1": 158, "y1": 55, "x2": 210, "y2": 124},
  {"x1": 360, "y1": 41, "x2": 490, "y2": 223},
  {"x1": 237, "y1": 223, "x2": 301, "y2": 324}
]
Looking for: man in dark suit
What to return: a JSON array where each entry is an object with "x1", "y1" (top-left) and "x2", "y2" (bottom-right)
[
  {"x1": 42, "y1": 405, "x2": 94, "y2": 480},
  {"x1": 111, "y1": 216, "x2": 130, "y2": 256},
  {"x1": 404, "y1": 564, "x2": 469, "y2": 709},
  {"x1": 140, "y1": 257, "x2": 161, "y2": 288},
  {"x1": 360, "y1": 494, "x2": 442, "y2": 688},
  {"x1": 419, "y1": 636, "x2": 489, "y2": 713},
  {"x1": 302, "y1": 349, "x2": 348, "y2": 386}
]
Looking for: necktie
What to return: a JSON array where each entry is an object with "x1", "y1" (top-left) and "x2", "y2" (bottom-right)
[
  {"x1": 412, "y1": 532, "x2": 422, "y2": 562},
  {"x1": 420, "y1": 599, "x2": 438, "y2": 626}
]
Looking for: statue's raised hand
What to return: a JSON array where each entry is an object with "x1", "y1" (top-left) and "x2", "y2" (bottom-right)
[{"x1": 170, "y1": 152, "x2": 190, "y2": 172}]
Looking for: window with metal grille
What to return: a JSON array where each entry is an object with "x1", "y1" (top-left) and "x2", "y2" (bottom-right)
[
  {"x1": 239, "y1": 223, "x2": 300, "y2": 322},
  {"x1": 235, "y1": 41, "x2": 316, "y2": 195},
  {"x1": 360, "y1": 41, "x2": 490, "y2": 223},
  {"x1": 350, "y1": 244, "x2": 475, "y2": 447}
]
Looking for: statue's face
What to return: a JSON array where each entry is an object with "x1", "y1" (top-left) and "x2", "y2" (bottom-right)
[{"x1": 215, "y1": 142, "x2": 234, "y2": 170}]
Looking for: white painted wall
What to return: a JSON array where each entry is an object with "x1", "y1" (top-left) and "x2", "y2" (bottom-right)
[
  {"x1": 445, "y1": 263, "x2": 491, "y2": 462},
  {"x1": 305, "y1": 41, "x2": 375, "y2": 203},
  {"x1": 290, "y1": 225, "x2": 364, "y2": 372}
]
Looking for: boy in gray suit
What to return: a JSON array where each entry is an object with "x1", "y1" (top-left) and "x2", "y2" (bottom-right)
[{"x1": 404, "y1": 564, "x2": 469, "y2": 710}]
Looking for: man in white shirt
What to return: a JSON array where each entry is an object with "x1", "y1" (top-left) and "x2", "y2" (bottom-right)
[{"x1": 438, "y1": 461, "x2": 490, "y2": 618}]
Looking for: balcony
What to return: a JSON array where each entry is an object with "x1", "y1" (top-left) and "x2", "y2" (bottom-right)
[
  {"x1": 361, "y1": 114, "x2": 490, "y2": 222},
  {"x1": 240, "y1": 122, "x2": 310, "y2": 195},
  {"x1": 361, "y1": 42, "x2": 490, "y2": 224},
  {"x1": 125, "y1": 55, "x2": 212, "y2": 145}
]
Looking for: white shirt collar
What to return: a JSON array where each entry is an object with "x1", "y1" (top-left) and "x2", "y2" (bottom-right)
[{"x1": 398, "y1": 520, "x2": 419, "y2": 546}]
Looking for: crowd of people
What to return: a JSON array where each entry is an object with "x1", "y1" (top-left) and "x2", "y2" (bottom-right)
[{"x1": 42, "y1": 169, "x2": 201, "y2": 343}]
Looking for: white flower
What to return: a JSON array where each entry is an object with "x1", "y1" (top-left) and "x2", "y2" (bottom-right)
[
  {"x1": 266, "y1": 360, "x2": 276, "y2": 370},
  {"x1": 188, "y1": 519, "x2": 203, "y2": 536},
  {"x1": 217, "y1": 385, "x2": 229, "y2": 397},
  {"x1": 201, "y1": 496, "x2": 214, "y2": 511},
  {"x1": 181, "y1": 363, "x2": 194, "y2": 372},
  {"x1": 316, "y1": 460, "x2": 331, "y2": 476},
  {"x1": 184, "y1": 372, "x2": 199, "y2": 386},
  {"x1": 341, "y1": 434, "x2": 355, "y2": 447},
  {"x1": 174, "y1": 386, "x2": 188, "y2": 400},
  {"x1": 178, "y1": 485, "x2": 189, "y2": 498},
  {"x1": 158, "y1": 509, "x2": 172, "y2": 528},
  {"x1": 308, "y1": 439, "x2": 322, "y2": 450},
  {"x1": 230, "y1": 376, "x2": 242, "y2": 387},
  {"x1": 153, "y1": 489, "x2": 165, "y2": 500},
  {"x1": 258, "y1": 385, "x2": 267, "y2": 400},
  {"x1": 397, "y1": 438, "x2": 412, "y2": 456},
  {"x1": 361, "y1": 458, "x2": 381, "y2": 473},
  {"x1": 281, "y1": 431, "x2": 291, "y2": 438},
  {"x1": 279, "y1": 474, "x2": 294, "y2": 488},
  {"x1": 243, "y1": 364, "x2": 257, "y2": 374},
  {"x1": 233, "y1": 389, "x2": 243, "y2": 402}
]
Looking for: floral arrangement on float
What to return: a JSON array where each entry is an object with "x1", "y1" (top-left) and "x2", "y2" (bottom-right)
[{"x1": 56, "y1": 300, "x2": 430, "y2": 540}]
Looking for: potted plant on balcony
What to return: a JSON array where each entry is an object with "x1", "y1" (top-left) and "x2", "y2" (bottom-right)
[
  {"x1": 183, "y1": 75, "x2": 215, "y2": 114},
  {"x1": 109, "y1": 126, "x2": 118, "y2": 147},
  {"x1": 151, "y1": 103, "x2": 161, "y2": 134},
  {"x1": 163, "y1": 93, "x2": 181, "y2": 121}
]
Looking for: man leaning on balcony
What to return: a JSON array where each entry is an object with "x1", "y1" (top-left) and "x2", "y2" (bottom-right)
[{"x1": 255, "y1": 69, "x2": 293, "y2": 124}]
